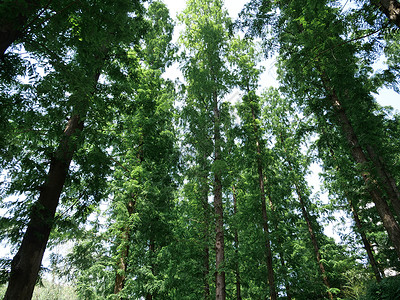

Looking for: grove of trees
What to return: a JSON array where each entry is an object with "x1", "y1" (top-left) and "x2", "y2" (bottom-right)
[{"x1": 1, "y1": 0, "x2": 400, "y2": 299}]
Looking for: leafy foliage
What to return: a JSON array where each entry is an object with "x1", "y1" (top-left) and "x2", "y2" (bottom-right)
[{"x1": 1, "y1": 0, "x2": 400, "y2": 299}]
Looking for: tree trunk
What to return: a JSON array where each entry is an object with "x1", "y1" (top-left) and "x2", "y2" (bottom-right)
[
  {"x1": 114, "y1": 199, "x2": 136, "y2": 295},
  {"x1": 365, "y1": 144, "x2": 400, "y2": 219},
  {"x1": 295, "y1": 183, "x2": 333, "y2": 300},
  {"x1": 349, "y1": 198, "x2": 382, "y2": 282},
  {"x1": 4, "y1": 114, "x2": 83, "y2": 300},
  {"x1": 278, "y1": 132, "x2": 333, "y2": 299},
  {"x1": 115, "y1": 139, "x2": 144, "y2": 295},
  {"x1": 213, "y1": 90, "x2": 226, "y2": 300},
  {"x1": 232, "y1": 186, "x2": 242, "y2": 300},
  {"x1": 377, "y1": 0, "x2": 400, "y2": 28},
  {"x1": 265, "y1": 183, "x2": 291, "y2": 300},
  {"x1": 249, "y1": 96, "x2": 277, "y2": 300},
  {"x1": 325, "y1": 82, "x2": 400, "y2": 259},
  {"x1": 202, "y1": 170, "x2": 210, "y2": 300},
  {"x1": 278, "y1": 254, "x2": 292, "y2": 300},
  {"x1": 4, "y1": 68, "x2": 101, "y2": 300},
  {"x1": 326, "y1": 145, "x2": 383, "y2": 283}
]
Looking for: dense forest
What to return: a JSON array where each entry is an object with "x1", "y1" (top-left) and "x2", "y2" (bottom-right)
[{"x1": 1, "y1": 0, "x2": 400, "y2": 299}]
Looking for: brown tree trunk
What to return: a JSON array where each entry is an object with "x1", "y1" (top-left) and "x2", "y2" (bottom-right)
[
  {"x1": 377, "y1": 0, "x2": 400, "y2": 28},
  {"x1": 326, "y1": 145, "x2": 383, "y2": 283},
  {"x1": 295, "y1": 183, "x2": 333, "y2": 300},
  {"x1": 115, "y1": 140, "x2": 144, "y2": 295},
  {"x1": 232, "y1": 186, "x2": 242, "y2": 300},
  {"x1": 349, "y1": 198, "x2": 382, "y2": 282},
  {"x1": 278, "y1": 132, "x2": 332, "y2": 299},
  {"x1": 4, "y1": 114, "x2": 84, "y2": 300},
  {"x1": 202, "y1": 170, "x2": 210, "y2": 300},
  {"x1": 213, "y1": 91, "x2": 226, "y2": 300},
  {"x1": 365, "y1": 144, "x2": 400, "y2": 219},
  {"x1": 324, "y1": 82, "x2": 400, "y2": 259},
  {"x1": 114, "y1": 199, "x2": 136, "y2": 295},
  {"x1": 4, "y1": 68, "x2": 101, "y2": 300},
  {"x1": 265, "y1": 183, "x2": 291, "y2": 300},
  {"x1": 249, "y1": 96, "x2": 277, "y2": 300}
]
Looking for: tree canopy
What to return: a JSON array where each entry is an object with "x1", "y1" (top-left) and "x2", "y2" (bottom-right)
[{"x1": 1, "y1": 0, "x2": 400, "y2": 299}]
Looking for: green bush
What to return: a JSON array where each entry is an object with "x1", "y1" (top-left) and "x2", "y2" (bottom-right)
[{"x1": 361, "y1": 276, "x2": 400, "y2": 300}]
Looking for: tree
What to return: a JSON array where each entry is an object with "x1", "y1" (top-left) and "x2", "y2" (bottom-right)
[
  {"x1": 1, "y1": 1, "x2": 147, "y2": 298},
  {"x1": 230, "y1": 37, "x2": 277, "y2": 300},
  {"x1": 179, "y1": 0, "x2": 233, "y2": 298}
]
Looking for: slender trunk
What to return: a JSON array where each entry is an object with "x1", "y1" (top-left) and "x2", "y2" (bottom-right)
[
  {"x1": 114, "y1": 199, "x2": 136, "y2": 295},
  {"x1": 232, "y1": 186, "x2": 242, "y2": 300},
  {"x1": 249, "y1": 96, "x2": 277, "y2": 300},
  {"x1": 295, "y1": 184, "x2": 333, "y2": 300},
  {"x1": 365, "y1": 144, "x2": 400, "y2": 219},
  {"x1": 323, "y1": 80, "x2": 400, "y2": 259},
  {"x1": 326, "y1": 146, "x2": 383, "y2": 283},
  {"x1": 4, "y1": 115, "x2": 83, "y2": 300},
  {"x1": 349, "y1": 198, "x2": 382, "y2": 282},
  {"x1": 115, "y1": 141, "x2": 143, "y2": 295},
  {"x1": 4, "y1": 70, "x2": 101, "y2": 300},
  {"x1": 278, "y1": 133, "x2": 332, "y2": 298},
  {"x1": 213, "y1": 90, "x2": 225, "y2": 300},
  {"x1": 202, "y1": 168, "x2": 210, "y2": 300},
  {"x1": 377, "y1": 0, "x2": 400, "y2": 28},
  {"x1": 146, "y1": 291, "x2": 153, "y2": 300}
]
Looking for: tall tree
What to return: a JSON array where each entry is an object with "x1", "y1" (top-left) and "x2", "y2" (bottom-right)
[
  {"x1": 2, "y1": 1, "x2": 147, "y2": 298},
  {"x1": 230, "y1": 37, "x2": 277, "y2": 300},
  {"x1": 179, "y1": 0, "x2": 233, "y2": 298},
  {"x1": 110, "y1": 2, "x2": 175, "y2": 296},
  {"x1": 264, "y1": 88, "x2": 334, "y2": 299}
]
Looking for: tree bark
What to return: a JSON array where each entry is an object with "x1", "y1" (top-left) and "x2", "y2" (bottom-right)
[
  {"x1": 324, "y1": 82, "x2": 400, "y2": 259},
  {"x1": 326, "y1": 145, "x2": 383, "y2": 283},
  {"x1": 145, "y1": 240, "x2": 155, "y2": 300},
  {"x1": 349, "y1": 198, "x2": 382, "y2": 282},
  {"x1": 278, "y1": 253, "x2": 292, "y2": 300},
  {"x1": 213, "y1": 90, "x2": 226, "y2": 300},
  {"x1": 115, "y1": 139, "x2": 144, "y2": 296},
  {"x1": 202, "y1": 169, "x2": 210, "y2": 300},
  {"x1": 4, "y1": 114, "x2": 84, "y2": 300},
  {"x1": 365, "y1": 144, "x2": 400, "y2": 219},
  {"x1": 279, "y1": 132, "x2": 333, "y2": 299}
]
